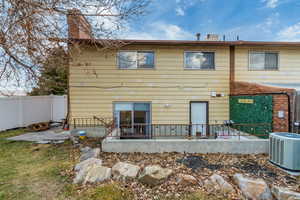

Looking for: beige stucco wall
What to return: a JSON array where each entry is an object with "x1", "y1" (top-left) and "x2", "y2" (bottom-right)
[
  {"x1": 69, "y1": 44, "x2": 230, "y2": 124},
  {"x1": 235, "y1": 46, "x2": 300, "y2": 84}
]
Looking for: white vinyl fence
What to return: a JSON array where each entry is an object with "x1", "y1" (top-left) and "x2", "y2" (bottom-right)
[{"x1": 0, "y1": 95, "x2": 67, "y2": 131}]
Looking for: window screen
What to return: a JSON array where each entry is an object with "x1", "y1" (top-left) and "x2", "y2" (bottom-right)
[
  {"x1": 249, "y1": 52, "x2": 278, "y2": 70},
  {"x1": 184, "y1": 52, "x2": 215, "y2": 69},
  {"x1": 118, "y1": 51, "x2": 154, "y2": 69}
]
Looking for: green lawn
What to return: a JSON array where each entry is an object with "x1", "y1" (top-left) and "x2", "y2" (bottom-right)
[{"x1": 0, "y1": 129, "x2": 225, "y2": 200}]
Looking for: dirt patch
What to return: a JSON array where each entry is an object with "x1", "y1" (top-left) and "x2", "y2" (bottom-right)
[
  {"x1": 239, "y1": 160, "x2": 277, "y2": 177},
  {"x1": 176, "y1": 156, "x2": 222, "y2": 171}
]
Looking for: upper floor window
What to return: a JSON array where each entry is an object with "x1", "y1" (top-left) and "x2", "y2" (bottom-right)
[
  {"x1": 118, "y1": 51, "x2": 155, "y2": 69},
  {"x1": 249, "y1": 51, "x2": 279, "y2": 70},
  {"x1": 184, "y1": 51, "x2": 215, "y2": 70}
]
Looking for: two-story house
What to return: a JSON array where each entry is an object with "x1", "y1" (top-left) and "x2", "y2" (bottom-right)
[{"x1": 67, "y1": 11, "x2": 300, "y2": 138}]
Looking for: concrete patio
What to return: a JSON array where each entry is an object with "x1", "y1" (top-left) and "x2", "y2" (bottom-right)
[{"x1": 7, "y1": 128, "x2": 70, "y2": 144}]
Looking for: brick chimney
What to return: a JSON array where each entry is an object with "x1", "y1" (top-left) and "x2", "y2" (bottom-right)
[{"x1": 67, "y1": 9, "x2": 92, "y2": 39}]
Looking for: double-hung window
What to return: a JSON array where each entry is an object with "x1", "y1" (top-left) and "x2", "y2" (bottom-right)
[
  {"x1": 249, "y1": 51, "x2": 279, "y2": 70},
  {"x1": 184, "y1": 51, "x2": 215, "y2": 70},
  {"x1": 118, "y1": 51, "x2": 155, "y2": 69}
]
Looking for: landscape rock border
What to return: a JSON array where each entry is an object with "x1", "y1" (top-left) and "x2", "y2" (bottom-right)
[
  {"x1": 138, "y1": 165, "x2": 173, "y2": 186},
  {"x1": 112, "y1": 162, "x2": 141, "y2": 180},
  {"x1": 72, "y1": 147, "x2": 300, "y2": 200},
  {"x1": 204, "y1": 173, "x2": 235, "y2": 194},
  {"x1": 233, "y1": 173, "x2": 273, "y2": 200},
  {"x1": 272, "y1": 186, "x2": 300, "y2": 200},
  {"x1": 80, "y1": 148, "x2": 100, "y2": 162}
]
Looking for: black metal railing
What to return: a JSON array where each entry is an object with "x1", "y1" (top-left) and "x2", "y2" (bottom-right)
[
  {"x1": 73, "y1": 117, "x2": 114, "y2": 129},
  {"x1": 72, "y1": 116, "x2": 300, "y2": 140},
  {"x1": 71, "y1": 116, "x2": 277, "y2": 139},
  {"x1": 108, "y1": 123, "x2": 272, "y2": 139}
]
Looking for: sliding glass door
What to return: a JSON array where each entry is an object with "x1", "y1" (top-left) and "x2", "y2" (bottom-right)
[{"x1": 114, "y1": 102, "x2": 151, "y2": 138}]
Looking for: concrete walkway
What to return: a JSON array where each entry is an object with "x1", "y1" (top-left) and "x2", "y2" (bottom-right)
[{"x1": 7, "y1": 129, "x2": 70, "y2": 144}]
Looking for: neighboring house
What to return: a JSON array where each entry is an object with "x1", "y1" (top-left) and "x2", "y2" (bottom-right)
[
  {"x1": 231, "y1": 45, "x2": 300, "y2": 132},
  {"x1": 67, "y1": 11, "x2": 300, "y2": 138}
]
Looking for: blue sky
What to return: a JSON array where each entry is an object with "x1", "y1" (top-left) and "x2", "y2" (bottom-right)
[
  {"x1": 2, "y1": 0, "x2": 300, "y2": 95},
  {"x1": 121, "y1": 0, "x2": 300, "y2": 41}
]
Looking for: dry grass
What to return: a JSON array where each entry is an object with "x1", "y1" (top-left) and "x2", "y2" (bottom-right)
[
  {"x1": 0, "y1": 129, "x2": 74, "y2": 200},
  {"x1": 0, "y1": 129, "x2": 235, "y2": 200}
]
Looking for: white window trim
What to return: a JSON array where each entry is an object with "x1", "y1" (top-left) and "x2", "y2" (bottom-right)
[
  {"x1": 183, "y1": 51, "x2": 216, "y2": 70},
  {"x1": 248, "y1": 50, "x2": 280, "y2": 71},
  {"x1": 117, "y1": 50, "x2": 156, "y2": 69}
]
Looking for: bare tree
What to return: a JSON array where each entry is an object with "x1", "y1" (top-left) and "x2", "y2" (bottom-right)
[{"x1": 0, "y1": 0, "x2": 149, "y2": 94}]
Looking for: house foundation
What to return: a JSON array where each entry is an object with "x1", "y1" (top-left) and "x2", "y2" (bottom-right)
[{"x1": 102, "y1": 138, "x2": 269, "y2": 154}]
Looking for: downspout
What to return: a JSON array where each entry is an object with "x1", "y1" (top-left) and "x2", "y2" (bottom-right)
[
  {"x1": 229, "y1": 45, "x2": 235, "y2": 91},
  {"x1": 65, "y1": 41, "x2": 71, "y2": 130}
]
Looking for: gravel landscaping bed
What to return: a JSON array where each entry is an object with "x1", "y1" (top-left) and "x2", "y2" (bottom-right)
[{"x1": 82, "y1": 152, "x2": 299, "y2": 200}]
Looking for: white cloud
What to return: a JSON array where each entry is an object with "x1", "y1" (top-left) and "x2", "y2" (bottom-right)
[
  {"x1": 122, "y1": 31, "x2": 156, "y2": 40},
  {"x1": 277, "y1": 22, "x2": 300, "y2": 41},
  {"x1": 157, "y1": 23, "x2": 193, "y2": 39},
  {"x1": 255, "y1": 13, "x2": 280, "y2": 33},
  {"x1": 262, "y1": 0, "x2": 279, "y2": 8},
  {"x1": 121, "y1": 22, "x2": 194, "y2": 40},
  {"x1": 175, "y1": 0, "x2": 206, "y2": 16},
  {"x1": 223, "y1": 13, "x2": 280, "y2": 41},
  {"x1": 175, "y1": 7, "x2": 185, "y2": 16},
  {"x1": 207, "y1": 19, "x2": 213, "y2": 23}
]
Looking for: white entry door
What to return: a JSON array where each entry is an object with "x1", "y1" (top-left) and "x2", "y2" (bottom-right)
[{"x1": 190, "y1": 102, "x2": 208, "y2": 136}]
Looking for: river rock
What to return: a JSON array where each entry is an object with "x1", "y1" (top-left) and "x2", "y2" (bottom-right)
[
  {"x1": 139, "y1": 165, "x2": 172, "y2": 186},
  {"x1": 112, "y1": 162, "x2": 140, "y2": 180},
  {"x1": 272, "y1": 186, "x2": 300, "y2": 200},
  {"x1": 233, "y1": 173, "x2": 273, "y2": 200}
]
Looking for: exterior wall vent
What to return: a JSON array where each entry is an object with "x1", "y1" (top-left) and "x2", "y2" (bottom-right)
[{"x1": 269, "y1": 132, "x2": 300, "y2": 171}]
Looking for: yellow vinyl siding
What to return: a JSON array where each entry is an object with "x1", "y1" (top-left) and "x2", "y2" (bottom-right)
[
  {"x1": 69, "y1": 45, "x2": 230, "y2": 124},
  {"x1": 235, "y1": 46, "x2": 300, "y2": 84}
]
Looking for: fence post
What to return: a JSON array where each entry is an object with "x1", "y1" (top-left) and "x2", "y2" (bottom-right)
[
  {"x1": 18, "y1": 96, "x2": 24, "y2": 127},
  {"x1": 50, "y1": 94, "x2": 54, "y2": 121}
]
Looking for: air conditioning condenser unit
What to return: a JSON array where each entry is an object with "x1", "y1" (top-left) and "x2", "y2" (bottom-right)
[{"x1": 269, "y1": 132, "x2": 300, "y2": 171}]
